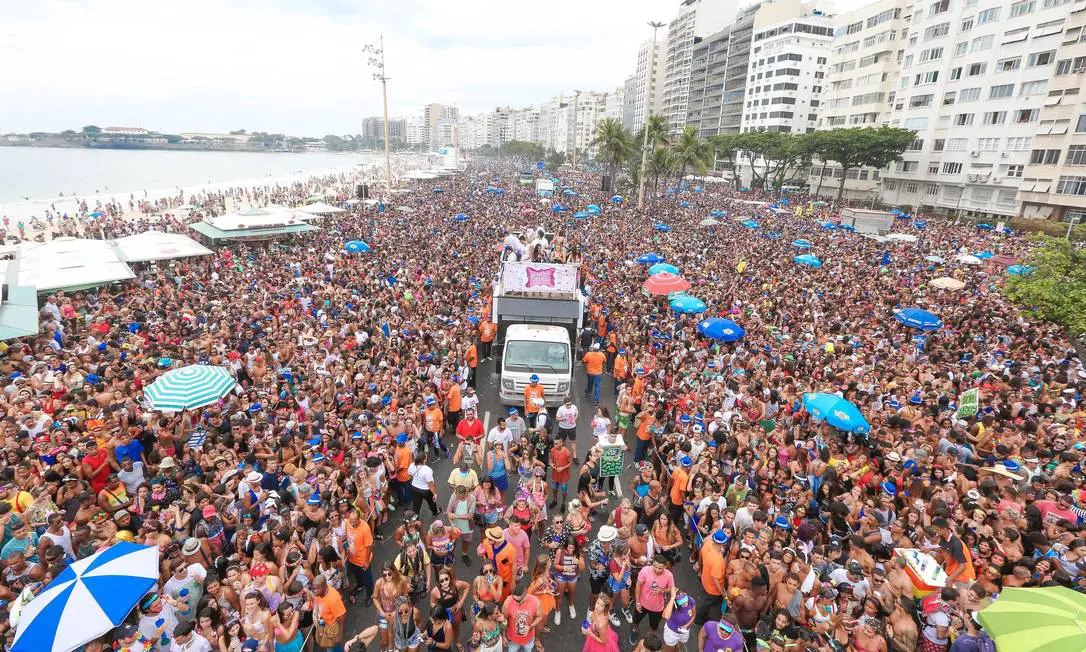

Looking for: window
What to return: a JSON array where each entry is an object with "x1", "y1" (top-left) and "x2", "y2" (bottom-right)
[
  {"x1": 885, "y1": 179, "x2": 898, "y2": 191},
  {"x1": 1006, "y1": 164, "x2": 1024, "y2": 177},
  {"x1": 905, "y1": 117, "x2": 930, "y2": 129},
  {"x1": 929, "y1": 163, "x2": 940, "y2": 174},
  {"x1": 929, "y1": 0, "x2": 950, "y2": 15},
  {"x1": 998, "y1": 190, "x2": 1017, "y2": 204},
  {"x1": 961, "y1": 16, "x2": 975, "y2": 31},
  {"x1": 1077, "y1": 115, "x2": 1086, "y2": 132},
  {"x1": 967, "y1": 63, "x2": 987, "y2": 76},
  {"x1": 1020, "y1": 80, "x2": 1047, "y2": 96},
  {"x1": 977, "y1": 138, "x2": 1001, "y2": 150},
  {"x1": 1068, "y1": 145, "x2": 1086, "y2": 165},
  {"x1": 901, "y1": 161, "x2": 919, "y2": 172},
  {"x1": 977, "y1": 7, "x2": 1001, "y2": 24},
  {"x1": 914, "y1": 71, "x2": 940, "y2": 85},
  {"x1": 1056, "y1": 57, "x2": 1086, "y2": 75},
  {"x1": 950, "y1": 67, "x2": 963, "y2": 80},
  {"x1": 920, "y1": 47, "x2": 944, "y2": 62},
  {"x1": 983, "y1": 111, "x2": 1007, "y2": 125},
  {"x1": 972, "y1": 188, "x2": 993, "y2": 202},
  {"x1": 943, "y1": 162, "x2": 963, "y2": 174},
  {"x1": 1015, "y1": 109, "x2": 1039, "y2": 123},
  {"x1": 955, "y1": 41, "x2": 969, "y2": 56},
  {"x1": 998, "y1": 58, "x2": 1021, "y2": 72},
  {"x1": 954, "y1": 113, "x2": 975, "y2": 126},
  {"x1": 1010, "y1": 0, "x2": 1035, "y2": 15},
  {"x1": 1042, "y1": 0, "x2": 1071, "y2": 7},
  {"x1": 927, "y1": 183, "x2": 939, "y2": 196},
  {"x1": 909, "y1": 138, "x2": 926, "y2": 150},
  {"x1": 943, "y1": 92, "x2": 956, "y2": 106},
  {"x1": 1036, "y1": 20, "x2": 1066, "y2": 38},
  {"x1": 959, "y1": 87, "x2": 981, "y2": 102},
  {"x1": 1003, "y1": 27, "x2": 1030, "y2": 44},
  {"x1": 1006, "y1": 136, "x2": 1033, "y2": 150},
  {"x1": 905, "y1": 182, "x2": 920, "y2": 193},
  {"x1": 924, "y1": 23, "x2": 950, "y2": 40},
  {"x1": 1030, "y1": 149, "x2": 1061, "y2": 164},
  {"x1": 1028, "y1": 51, "x2": 1055, "y2": 67},
  {"x1": 989, "y1": 84, "x2": 1014, "y2": 99},
  {"x1": 971, "y1": 35, "x2": 995, "y2": 52},
  {"x1": 948, "y1": 138, "x2": 969, "y2": 151},
  {"x1": 1056, "y1": 176, "x2": 1086, "y2": 195},
  {"x1": 934, "y1": 138, "x2": 946, "y2": 151},
  {"x1": 944, "y1": 186, "x2": 963, "y2": 201}
]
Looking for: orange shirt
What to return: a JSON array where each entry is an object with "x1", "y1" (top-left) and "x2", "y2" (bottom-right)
[
  {"x1": 631, "y1": 376, "x2": 646, "y2": 402},
  {"x1": 424, "y1": 406, "x2": 444, "y2": 433},
  {"x1": 396, "y1": 446, "x2": 413, "y2": 482},
  {"x1": 345, "y1": 519, "x2": 374, "y2": 568},
  {"x1": 480, "y1": 321, "x2": 497, "y2": 343},
  {"x1": 315, "y1": 586, "x2": 347, "y2": 624},
  {"x1": 446, "y1": 384, "x2": 462, "y2": 413},
  {"x1": 582, "y1": 351, "x2": 607, "y2": 376},
  {"x1": 465, "y1": 344, "x2": 478, "y2": 369},
  {"x1": 669, "y1": 468, "x2": 688, "y2": 506},
  {"x1": 613, "y1": 355, "x2": 629, "y2": 380},
  {"x1": 524, "y1": 384, "x2": 545, "y2": 414},
  {"x1": 699, "y1": 544, "x2": 725, "y2": 596},
  {"x1": 635, "y1": 414, "x2": 655, "y2": 442},
  {"x1": 482, "y1": 540, "x2": 518, "y2": 586}
]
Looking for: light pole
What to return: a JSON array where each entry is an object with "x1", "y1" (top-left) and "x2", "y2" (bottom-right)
[
  {"x1": 570, "y1": 90, "x2": 581, "y2": 172},
  {"x1": 364, "y1": 35, "x2": 394, "y2": 194},
  {"x1": 637, "y1": 20, "x2": 665, "y2": 209}
]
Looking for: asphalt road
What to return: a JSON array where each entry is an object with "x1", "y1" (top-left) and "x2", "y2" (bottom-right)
[{"x1": 342, "y1": 355, "x2": 703, "y2": 650}]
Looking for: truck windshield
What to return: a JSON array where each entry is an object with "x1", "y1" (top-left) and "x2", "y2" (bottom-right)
[{"x1": 504, "y1": 340, "x2": 570, "y2": 374}]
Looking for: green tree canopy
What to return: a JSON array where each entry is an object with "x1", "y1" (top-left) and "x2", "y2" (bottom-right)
[
  {"x1": 499, "y1": 140, "x2": 544, "y2": 163},
  {"x1": 671, "y1": 126, "x2": 713, "y2": 186},
  {"x1": 544, "y1": 148, "x2": 566, "y2": 169},
  {"x1": 590, "y1": 118, "x2": 634, "y2": 184},
  {"x1": 1004, "y1": 236, "x2": 1086, "y2": 335},
  {"x1": 81, "y1": 125, "x2": 101, "y2": 134},
  {"x1": 810, "y1": 126, "x2": 915, "y2": 202}
]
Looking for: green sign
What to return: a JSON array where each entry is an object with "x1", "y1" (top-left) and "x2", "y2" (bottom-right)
[
  {"x1": 599, "y1": 444, "x2": 625, "y2": 478},
  {"x1": 954, "y1": 387, "x2": 980, "y2": 419}
]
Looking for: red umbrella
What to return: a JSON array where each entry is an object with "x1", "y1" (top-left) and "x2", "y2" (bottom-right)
[
  {"x1": 520, "y1": 208, "x2": 538, "y2": 216},
  {"x1": 642, "y1": 272, "x2": 691, "y2": 296}
]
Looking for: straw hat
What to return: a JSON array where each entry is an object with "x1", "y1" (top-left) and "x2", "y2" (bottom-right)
[
  {"x1": 979, "y1": 464, "x2": 1023, "y2": 481},
  {"x1": 485, "y1": 527, "x2": 504, "y2": 542}
]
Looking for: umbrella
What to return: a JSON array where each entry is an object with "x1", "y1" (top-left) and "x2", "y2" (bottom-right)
[
  {"x1": 679, "y1": 201, "x2": 690, "y2": 208},
  {"x1": 955, "y1": 253, "x2": 982, "y2": 265},
  {"x1": 802, "y1": 392, "x2": 870, "y2": 433},
  {"x1": 1007, "y1": 265, "x2": 1033, "y2": 275},
  {"x1": 585, "y1": 204, "x2": 602, "y2": 214},
  {"x1": 820, "y1": 221, "x2": 837, "y2": 230},
  {"x1": 648, "y1": 263, "x2": 680, "y2": 276},
  {"x1": 636, "y1": 253, "x2": 665, "y2": 264},
  {"x1": 562, "y1": 189, "x2": 578, "y2": 197},
  {"x1": 486, "y1": 186, "x2": 498, "y2": 193},
  {"x1": 610, "y1": 195, "x2": 624, "y2": 204},
  {"x1": 791, "y1": 239, "x2": 812, "y2": 249},
  {"x1": 551, "y1": 204, "x2": 568, "y2": 213},
  {"x1": 89, "y1": 211, "x2": 105, "y2": 217},
  {"x1": 895, "y1": 307, "x2": 943, "y2": 330},
  {"x1": 914, "y1": 219, "x2": 928, "y2": 229},
  {"x1": 693, "y1": 186, "x2": 703, "y2": 193},
  {"x1": 642, "y1": 272, "x2": 690, "y2": 296},
  {"x1": 887, "y1": 233, "x2": 918, "y2": 243},
  {"x1": 742, "y1": 220, "x2": 760, "y2": 229},
  {"x1": 699, "y1": 218, "x2": 721, "y2": 227},
  {"x1": 654, "y1": 223, "x2": 672, "y2": 232},
  {"x1": 697, "y1": 318, "x2": 745, "y2": 342},
  {"x1": 572, "y1": 211, "x2": 591, "y2": 219},
  {"x1": 453, "y1": 213, "x2": 470, "y2": 222},
  {"x1": 710, "y1": 210, "x2": 725, "y2": 217},
  {"x1": 975, "y1": 251, "x2": 994, "y2": 260},
  {"x1": 344, "y1": 240, "x2": 371, "y2": 253},
  {"x1": 929, "y1": 277, "x2": 965, "y2": 290},
  {"x1": 924, "y1": 255, "x2": 945, "y2": 264},
  {"x1": 394, "y1": 206, "x2": 415, "y2": 213},
  {"x1": 794, "y1": 254, "x2": 822, "y2": 268},
  {"x1": 432, "y1": 188, "x2": 444, "y2": 193},
  {"x1": 143, "y1": 364, "x2": 238, "y2": 412},
  {"x1": 976, "y1": 223, "x2": 994, "y2": 230},
  {"x1": 977, "y1": 586, "x2": 1086, "y2": 652},
  {"x1": 11, "y1": 542, "x2": 160, "y2": 652},
  {"x1": 670, "y1": 295, "x2": 707, "y2": 314}
]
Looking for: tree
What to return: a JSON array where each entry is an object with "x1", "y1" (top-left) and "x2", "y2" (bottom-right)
[
  {"x1": 1004, "y1": 236, "x2": 1086, "y2": 336},
  {"x1": 671, "y1": 126, "x2": 713, "y2": 187},
  {"x1": 590, "y1": 118, "x2": 634, "y2": 187},
  {"x1": 230, "y1": 129, "x2": 248, "y2": 135},
  {"x1": 646, "y1": 147, "x2": 676, "y2": 196},
  {"x1": 544, "y1": 148, "x2": 566, "y2": 169},
  {"x1": 811, "y1": 126, "x2": 915, "y2": 203},
  {"x1": 708, "y1": 134, "x2": 739, "y2": 186},
  {"x1": 499, "y1": 140, "x2": 544, "y2": 164},
  {"x1": 81, "y1": 125, "x2": 101, "y2": 134}
]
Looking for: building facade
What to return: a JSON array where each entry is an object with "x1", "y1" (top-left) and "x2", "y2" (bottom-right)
[
  {"x1": 687, "y1": 26, "x2": 733, "y2": 137},
  {"x1": 661, "y1": 0, "x2": 739, "y2": 132},
  {"x1": 623, "y1": 75, "x2": 639, "y2": 131},
  {"x1": 632, "y1": 37, "x2": 668, "y2": 133}
]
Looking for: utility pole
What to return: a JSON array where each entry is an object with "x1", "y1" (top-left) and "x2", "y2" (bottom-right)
[
  {"x1": 364, "y1": 35, "x2": 394, "y2": 194},
  {"x1": 637, "y1": 21, "x2": 665, "y2": 209},
  {"x1": 571, "y1": 90, "x2": 581, "y2": 173}
]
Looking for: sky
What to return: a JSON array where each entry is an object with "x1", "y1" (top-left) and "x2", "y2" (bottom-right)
[{"x1": 0, "y1": 0, "x2": 873, "y2": 136}]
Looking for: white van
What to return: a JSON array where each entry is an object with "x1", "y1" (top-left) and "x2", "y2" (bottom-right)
[{"x1": 499, "y1": 324, "x2": 572, "y2": 407}]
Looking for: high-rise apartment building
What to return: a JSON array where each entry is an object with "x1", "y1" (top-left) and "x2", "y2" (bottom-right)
[
  {"x1": 623, "y1": 75, "x2": 638, "y2": 131},
  {"x1": 880, "y1": 0, "x2": 1072, "y2": 218},
  {"x1": 809, "y1": 0, "x2": 910, "y2": 199},
  {"x1": 632, "y1": 37, "x2": 668, "y2": 133},
  {"x1": 661, "y1": 0, "x2": 740, "y2": 132},
  {"x1": 361, "y1": 116, "x2": 406, "y2": 145},
  {"x1": 686, "y1": 26, "x2": 733, "y2": 137}
]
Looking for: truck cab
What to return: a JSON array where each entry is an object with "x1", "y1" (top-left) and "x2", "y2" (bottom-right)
[{"x1": 499, "y1": 324, "x2": 571, "y2": 407}]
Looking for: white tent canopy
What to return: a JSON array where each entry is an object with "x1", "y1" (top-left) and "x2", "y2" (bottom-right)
[
  {"x1": 298, "y1": 201, "x2": 347, "y2": 215},
  {"x1": 112, "y1": 231, "x2": 213, "y2": 263},
  {"x1": 15, "y1": 237, "x2": 134, "y2": 292},
  {"x1": 205, "y1": 206, "x2": 314, "y2": 231}
]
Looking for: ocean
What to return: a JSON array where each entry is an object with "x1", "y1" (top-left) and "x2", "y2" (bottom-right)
[{"x1": 0, "y1": 146, "x2": 380, "y2": 219}]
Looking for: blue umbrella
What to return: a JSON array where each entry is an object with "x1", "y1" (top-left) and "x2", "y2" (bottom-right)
[
  {"x1": 89, "y1": 211, "x2": 105, "y2": 217},
  {"x1": 11, "y1": 542, "x2": 160, "y2": 652},
  {"x1": 802, "y1": 393, "x2": 870, "y2": 434},
  {"x1": 453, "y1": 213, "x2": 470, "y2": 222},
  {"x1": 742, "y1": 220, "x2": 759, "y2": 229},
  {"x1": 839, "y1": 224, "x2": 855, "y2": 232},
  {"x1": 344, "y1": 240, "x2": 371, "y2": 253},
  {"x1": 636, "y1": 253, "x2": 665, "y2": 264},
  {"x1": 975, "y1": 251, "x2": 993, "y2": 260},
  {"x1": 791, "y1": 239, "x2": 812, "y2": 249},
  {"x1": 820, "y1": 221, "x2": 837, "y2": 230},
  {"x1": 914, "y1": 220, "x2": 928, "y2": 229},
  {"x1": 710, "y1": 210, "x2": 725, "y2": 217},
  {"x1": 648, "y1": 263, "x2": 680, "y2": 276},
  {"x1": 976, "y1": 223, "x2": 994, "y2": 230},
  {"x1": 572, "y1": 211, "x2": 590, "y2": 219},
  {"x1": 432, "y1": 188, "x2": 444, "y2": 193},
  {"x1": 495, "y1": 188, "x2": 506, "y2": 196},
  {"x1": 1007, "y1": 265, "x2": 1033, "y2": 275},
  {"x1": 679, "y1": 201, "x2": 690, "y2": 208},
  {"x1": 794, "y1": 254, "x2": 822, "y2": 268},
  {"x1": 552, "y1": 204, "x2": 568, "y2": 213},
  {"x1": 693, "y1": 186, "x2": 703, "y2": 193},
  {"x1": 670, "y1": 295, "x2": 707, "y2": 314},
  {"x1": 585, "y1": 204, "x2": 602, "y2": 214},
  {"x1": 562, "y1": 188, "x2": 578, "y2": 197},
  {"x1": 894, "y1": 307, "x2": 943, "y2": 330},
  {"x1": 654, "y1": 223, "x2": 672, "y2": 232},
  {"x1": 765, "y1": 230, "x2": 781, "y2": 240},
  {"x1": 485, "y1": 186, "x2": 498, "y2": 193},
  {"x1": 697, "y1": 318, "x2": 745, "y2": 342},
  {"x1": 610, "y1": 195, "x2": 624, "y2": 204}
]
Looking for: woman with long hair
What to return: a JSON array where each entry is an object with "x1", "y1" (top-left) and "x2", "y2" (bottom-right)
[
  {"x1": 373, "y1": 563, "x2": 410, "y2": 652},
  {"x1": 429, "y1": 567, "x2": 470, "y2": 648},
  {"x1": 552, "y1": 539, "x2": 584, "y2": 626},
  {"x1": 581, "y1": 593, "x2": 619, "y2": 652},
  {"x1": 526, "y1": 554, "x2": 558, "y2": 637}
]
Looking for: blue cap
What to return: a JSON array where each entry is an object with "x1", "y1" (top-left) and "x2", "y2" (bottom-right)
[
  {"x1": 680, "y1": 415, "x2": 692, "y2": 424},
  {"x1": 508, "y1": 407, "x2": 518, "y2": 415},
  {"x1": 887, "y1": 399, "x2": 901, "y2": 409},
  {"x1": 395, "y1": 434, "x2": 408, "y2": 444},
  {"x1": 8, "y1": 372, "x2": 20, "y2": 380},
  {"x1": 307, "y1": 437, "x2": 322, "y2": 446},
  {"x1": 680, "y1": 456, "x2": 693, "y2": 467},
  {"x1": 381, "y1": 395, "x2": 392, "y2": 406},
  {"x1": 425, "y1": 397, "x2": 437, "y2": 405},
  {"x1": 711, "y1": 530, "x2": 729, "y2": 544},
  {"x1": 98, "y1": 342, "x2": 108, "y2": 352},
  {"x1": 1003, "y1": 460, "x2": 1021, "y2": 473},
  {"x1": 774, "y1": 515, "x2": 791, "y2": 529},
  {"x1": 312, "y1": 453, "x2": 325, "y2": 463},
  {"x1": 909, "y1": 393, "x2": 922, "y2": 405},
  {"x1": 86, "y1": 373, "x2": 100, "y2": 385},
  {"x1": 351, "y1": 431, "x2": 362, "y2": 440},
  {"x1": 903, "y1": 459, "x2": 917, "y2": 471},
  {"x1": 881, "y1": 481, "x2": 897, "y2": 497},
  {"x1": 530, "y1": 374, "x2": 539, "y2": 382}
]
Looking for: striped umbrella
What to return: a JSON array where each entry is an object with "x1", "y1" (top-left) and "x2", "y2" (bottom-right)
[{"x1": 143, "y1": 365, "x2": 237, "y2": 412}]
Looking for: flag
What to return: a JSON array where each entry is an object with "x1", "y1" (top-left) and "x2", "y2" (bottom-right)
[
  {"x1": 881, "y1": 251, "x2": 892, "y2": 266},
  {"x1": 380, "y1": 321, "x2": 391, "y2": 338},
  {"x1": 955, "y1": 388, "x2": 980, "y2": 419}
]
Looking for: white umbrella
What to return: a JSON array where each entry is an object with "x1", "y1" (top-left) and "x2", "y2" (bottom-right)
[
  {"x1": 929, "y1": 277, "x2": 966, "y2": 290},
  {"x1": 887, "y1": 233, "x2": 918, "y2": 243},
  {"x1": 924, "y1": 255, "x2": 945, "y2": 264},
  {"x1": 955, "y1": 254, "x2": 983, "y2": 265},
  {"x1": 394, "y1": 206, "x2": 415, "y2": 213}
]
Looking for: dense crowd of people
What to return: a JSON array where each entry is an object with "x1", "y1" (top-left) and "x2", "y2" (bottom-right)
[{"x1": 0, "y1": 163, "x2": 1082, "y2": 652}]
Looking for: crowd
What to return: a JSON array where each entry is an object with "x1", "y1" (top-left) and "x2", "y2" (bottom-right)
[{"x1": 0, "y1": 163, "x2": 1082, "y2": 652}]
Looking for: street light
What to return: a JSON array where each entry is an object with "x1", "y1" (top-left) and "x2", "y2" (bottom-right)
[
  {"x1": 363, "y1": 35, "x2": 394, "y2": 194},
  {"x1": 570, "y1": 90, "x2": 581, "y2": 173},
  {"x1": 637, "y1": 21, "x2": 666, "y2": 210}
]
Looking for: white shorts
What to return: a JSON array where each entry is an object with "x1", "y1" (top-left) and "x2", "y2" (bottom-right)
[{"x1": 663, "y1": 626, "x2": 690, "y2": 646}]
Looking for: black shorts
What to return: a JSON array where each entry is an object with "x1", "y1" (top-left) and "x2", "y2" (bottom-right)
[
  {"x1": 590, "y1": 576, "x2": 611, "y2": 596},
  {"x1": 632, "y1": 608, "x2": 663, "y2": 630},
  {"x1": 558, "y1": 427, "x2": 577, "y2": 442}
]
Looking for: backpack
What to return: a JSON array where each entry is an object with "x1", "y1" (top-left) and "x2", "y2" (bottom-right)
[
  {"x1": 920, "y1": 593, "x2": 950, "y2": 619},
  {"x1": 977, "y1": 634, "x2": 997, "y2": 652}
]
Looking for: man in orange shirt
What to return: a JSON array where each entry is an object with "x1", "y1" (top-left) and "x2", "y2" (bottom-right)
[
  {"x1": 313, "y1": 575, "x2": 347, "y2": 650},
  {"x1": 670, "y1": 455, "x2": 692, "y2": 525},
  {"x1": 479, "y1": 320, "x2": 497, "y2": 360},
  {"x1": 464, "y1": 342, "x2": 478, "y2": 388},
  {"x1": 394, "y1": 434, "x2": 413, "y2": 506},
  {"x1": 582, "y1": 343, "x2": 607, "y2": 406},
  {"x1": 523, "y1": 374, "x2": 545, "y2": 429},
  {"x1": 344, "y1": 508, "x2": 375, "y2": 604},
  {"x1": 696, "y1": 530, "x2": 729, "y2": 624},
  {"x1": 423, "y1": 397, "x2": 448, "y2": 461},
  {"x1": 445, "y1": 378, "x2": 462, "y2": 435},
  {"x1": 478, "y1": 526, "x2": 518, "y2": 601}
]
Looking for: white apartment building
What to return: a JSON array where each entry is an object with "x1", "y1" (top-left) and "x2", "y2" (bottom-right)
[
  {"x1": 574, "y1": 91, "x2": 609, "y2": 158},
  {"x1": 604, "y1": 85, "x2": 626, "y2": 123},
  {"x1": 881, "y1": 0, "x2": 1073, "y2": 219},
  {"x1": 632, "y1": 37, "x2": 668, "y2": 132},
  {"x1": 661, "y1": 0, "x2": 739, "y2": 132},
  {"x1": 809, "y1": 0, "x2": 910, "y2": 199},
  {"x1": 1017, "y1": 0, "x2": 1086, "y2": 224},
  {"x1": 404, "y1": 116, "x2": 427, "y2": 146},
  {"x1": 512, "y1": 108, "x2": 541, "y2": 144},
  {"x1": 623, "y1": 75, "x2": 638, "y2": 131}
]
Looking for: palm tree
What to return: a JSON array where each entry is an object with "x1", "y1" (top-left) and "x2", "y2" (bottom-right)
[
  {"x1": 646, "y1": 147, "x2": 676, "y2": 197},
  {"x1": 644, "y1": 114, "x2": 670, "y2": 151},
  {"x1": 591, "y1": 118, "x2": 634, "y2": 187},
  {"x1": 671, "y1": 126, "x2": 713, "y2": 188}
]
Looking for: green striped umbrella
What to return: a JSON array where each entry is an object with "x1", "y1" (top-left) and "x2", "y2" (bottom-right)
[
  {"x1": 143, "y1": 365, "x2": 237, "y2": 412},
  {"x1": 977, "y1": 586, "x2": 1086, "y2": 651}
]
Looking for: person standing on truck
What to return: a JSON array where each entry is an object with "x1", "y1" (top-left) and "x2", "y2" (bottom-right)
[
  {"x1": 479, "y1": 320, "x2": 496, "y2": 360},
  {"x1": 582, "y1": 344, "x2": 607, "y2": 406},
  {"x1": 524, "y1": 375, "x2": 546, "y2": 429}
]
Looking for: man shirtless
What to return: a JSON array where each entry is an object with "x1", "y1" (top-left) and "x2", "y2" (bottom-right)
[
  {"x1": 731, "y1": 577, "x2": 770, "y2": 643},
  {"x1": 885, "y1": 556, "x2": 915, "y2": 600},
  {"x1": 887, "y1": 597, "x2": 917, "y2": 652}
]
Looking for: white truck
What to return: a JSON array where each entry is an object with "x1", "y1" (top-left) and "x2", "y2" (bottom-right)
[{"x1": 492, "y1": 261, "x2": 585, "y2": 407}]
